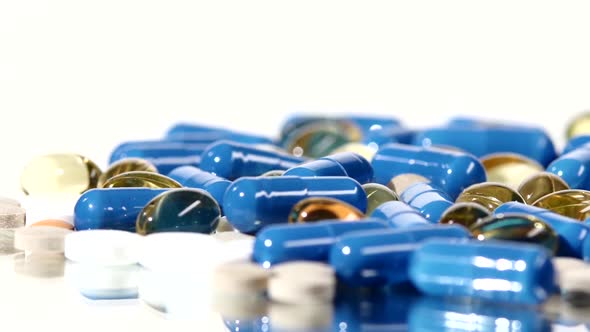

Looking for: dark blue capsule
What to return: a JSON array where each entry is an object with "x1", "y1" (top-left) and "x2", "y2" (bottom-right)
[
  {"x1": 400, "y1": 182, "x2": 453, "y2": 223},
  {"x1": 548, "y1": 148, "x2": 590, "y2": 190},
  {"x1": 370, "y1": 201, "x2": 430, "y2": 228},
  {"x1": 74, "y1": 188, "x2": 167, "y2": 231},
  {"x1": 165, "y1": 123, "x2": 273, "y2": 145},
  {"x1": 223, "y1": 176, "x2": 367, "y2": 234},
  {"x1": 109, "y1": 141, "x2": 208, "y2": 164},
  {"x1": 371, "y1": 143, "x2": 486, "y2": 199},
  {"x1": 253, "y1": 219, "x2": 388, "y2": 267},
  {"x1": 495, "y1": 202, "x2": 590, "y2": 258},
  {"x1": 199, "y1": 140, "x2": 304, "y2": 180},
  {"x1": 413, "y1": 126, "x2": 557, "y2": 167},
  {"x1": 329, "y1": 224, "x2": 470, "y2": 286},
  {"x1": 409, "y1": 238, "x2": 555, "y2": 304},
  {"x1": 167, "y1": 166, "x2": 231, "y2": 206},
  {"x1": 283, "y1": 152, "x2": 373, "y2": 184}
]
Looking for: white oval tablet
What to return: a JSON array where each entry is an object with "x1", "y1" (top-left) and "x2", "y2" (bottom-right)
[
  {"x1": 14, "y1": 226, "x2": 72, "y2": 253},
  {"x1": 64, "y1": 230, "x2": 142, "y2": 265}
]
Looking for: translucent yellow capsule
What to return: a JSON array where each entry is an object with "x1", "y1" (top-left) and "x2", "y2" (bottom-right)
[
  {"x1": 532, "y1": 189, "x2": 590, "y2": 221},
  {"x1": 21, "y1": 154, "x2": 102, "y2": 195},
  {"x1": 455, "y1": 182, "x2": 526, "y2": 212},
  {"x1": 439, "y1": 202, "x2": 491, "y2": 228},
  {"x1": 518, "y1": 172, "x2": 570, "y2": 205},
  {"x1": 480, "y1": 153, "x2": 543, "y2": 189},
  {"x1": 288, "y1": 197, "x2": 364, "y2": 223},
  {"x1": 566, "y1": 111, "x2": 590, "y2": 139},
  {"x1": 102, "y1": 171, "x2": 182, "y2": 189},
  {"x1": 98, "y1": 158, "x2": 158, "y2": 188},
  {"x1": 283, "y1": 122, "x2": 361, "y2": 158},
  {"x1": 362, "y1": 183, "x2": 399, "y2": 215}
]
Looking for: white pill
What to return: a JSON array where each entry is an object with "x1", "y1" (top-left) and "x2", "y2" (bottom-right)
[
  {"x1": 0, "y1": 205, "x2": 26, "y2": 228},
  {"x1": 560, "y1": 267, "x2": 590, "y2": 307},
  {"x1": 13, "y1": 252, "x2": 65, "y2": 278},
  {"x1": 211, "y1": 231, "x2": 254, "y2": 243},
  {"x1": 65, "y1": 261, "x2": 139, "y2": 300},
  {"x1": 268, "y1": 261, "x2": 336, "y2": 304},
  {"x1": 213, "y1": 261, "x2": 270, "y2": 294},
  {"x1": 14, "y1": 226, "x2": 72, "y2": 253},
  {"x1": 272, "y1": 261, "x2": 335, "y2": 279},
  {"x1": 268, "y1": 302, "x2": 333, "y2": 330},
  {"x1": 139, "y1": 232, "x2": 219, "y2": 272},
  {"x1": 64, "y1": 230, "x2": 142, "y2": 265},
  {"x1": 553, "y1": 257, "x2": 588, "y2": 286}
]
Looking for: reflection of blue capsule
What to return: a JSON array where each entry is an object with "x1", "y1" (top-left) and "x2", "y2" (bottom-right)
[
  {"x1": 370, "y1": 201, "x2": 430, "y2": 228},
  {"x1": 400, "y1": 183, "x2": 452, "y2": 223},
  {"x1": 413, "y1": 126, "x2": 557, "y2": 166},
  {"x1": 253, "y1": 219, "x2": 387, "y2": 267},
  {"x1": 199, "y1": 140, "x2": 304, "y2": 180},
  {"x1": 495, "y1": 202, "x2": 590, "y2": 258},
  {"x1": 167, "y1": 166, "x2": 231, "y2": 206},
  {"x1": 329, "y1": 224, "x2": 470, "y2": 286},
  {"x1": 563, "y1": 136, "x2": 590, "y2": 154},
  {"x1": 548, "y1": 148, "x2": 590, "y2": 189},
  {"x1": 409, "y1": 296, "x2": 552, "y2": 332},
  {"x1": 74, "y1": 188, "x2": 168, "y2": 231},
  {"x1": 222, "y1": 317, "x2": 269, "y2": 332},
  {"x1": 371, "y1": 143, "x2": 486, "y2": 199},
  {"x1": 409, "y1": 238, "x2": 555, "y2": 304},
  {"x1": 165, "y1": 123, "x2": 273, "y2": 145},
  {"x1": 284, "y1": 152, "x2": 373, "y2": 184},
  {"x1": 109, "y1": 141, "x2": 208, "y2": 164},
  {"x1": 223, "y1": 176, "x2": 367, "y2": 234}
]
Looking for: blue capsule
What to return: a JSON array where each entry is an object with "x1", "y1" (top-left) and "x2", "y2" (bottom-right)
[
  {"x1": 413, "y1": 126, "x2": 557, "y2": 167},
  {"x1": 253, "y1": 219, "x2": 388, "y2": 267},
  {"x1": 563, "y1": 136, "x2": 590, "y2": 154},
  {"x1": 74, "y1": 188, "x2": 167, "y2": 231},
  {"x1": 370, "y1": 201, "x2": 431, "y2": 228},
  {"x1": 363, "y1": 126, "x2": 416, "y2": 148},
  {"x1": 280, "y1": 115, "x2": 401, "y2": 137},
  {"x1": 223, "y1": 176, "x2": 368, "y2": 234},
  {"x1": 167, "y1": 166, "x2": 231, "y2": 206},
  {"x1": 283, "y1": 152, "x2": 373, "y2": 184},
  {"x1": 409, "y1": 238, "x2": 555, "y2": 304},
  {"x1": 371, "y1": 143, "x2": 486, "y2": 199},
  {"x1": 400, "y1": 182, "x2": 453, "y2": 223},
  {"x1": 165, "y1": 123, "x2": 273, "y2": 145},
  {"x1": 548, "y1": 148, "x2": 590, "y2": 189},
  {"x1": 109, "y1": 141, "x2": 208, "y2": 164},
  {"x1": 495, "y1": 202, "x2": 590, "y2": 258},
  {"x1": 329, "y1": 224, "x2": 470, "y2": 286},
  {"x1": 199, "y1": 140, "x2": 304, "y2": 180}
]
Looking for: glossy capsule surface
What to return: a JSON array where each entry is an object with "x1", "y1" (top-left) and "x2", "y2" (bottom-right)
[
  {"x1": 222, "y1": 176, "x2": 367, "y2": 234},
  {"x1": 253, "y1": 219, "x2": 388, "y2": 267},
  {"x1": 199, "y1": 140, "x2": 304, "y2": 180},
  {"x1": 287, "y1": 197, "x2": 364, "y2": 223},
  {"x1": 167, "y1": 166, "x2": 231, "y2": 206},
  {"x1": 370, "y1": 201, "x2": 431, "y2": 228},
  {"x1": 439, "y1": 202, "x2": 491, "y2": 228},
  {"x1": 548, "y1": 148, "x2": 590, "y2": 190},
  {"x1": 284, "y1": 152, "x2": 373, "y2": 184},
  {"x1": 496, "y1": 202, "x2": 590, "y2": 258},
  {"x1": 563, "y1": 136, "x2": 590, "y2": 154},
  {"x1": 532, "y1": 189, "x2": 590, "y2": 221},
  {"x1": 409, "y1": 238, "x2": 555, "y2": 305},
  {"x1": 518, "y1": 172, "x2": 570, "y2": 205},
  {"x1": 456, "y1": 182, "x2": 525, "y2": 212},
  {"x1": 101, "y1": 171, "x2": 182, "y2": 189},
  {"x1": 371, "y1": 143, "x2": 486, "y2": 199},
  {"x1": 74, "y1": 188, "x2": 168, "y2": 231},
  {"x1": 362, "y1": 183, "x2": 399, "y2": 215},
  {"x1": 400, "y1": 182, "x2": 453, "y2": 223},
  {"x1": 98, "y1": 158, "x2": 158, "y2": 188},
  {"x1": 362, "y1": 126, "x2": 416, "y2": 148},
  {"x1": 329, "y1": 224, "x2": 470, "y2": 286},
  {"x1": 109, "y1": 141, "x2": 208, "y2": 164},
  {"x1": 413, "y1": 126, "x2": 557, "y2": 167},
  {"x1": 165, "y1": 123, "x2": 273, "y2": 144}
]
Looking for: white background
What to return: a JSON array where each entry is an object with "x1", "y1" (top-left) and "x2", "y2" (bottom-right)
[{"x1": 2, "y1": 1, "x2": 590, "y2": 198}]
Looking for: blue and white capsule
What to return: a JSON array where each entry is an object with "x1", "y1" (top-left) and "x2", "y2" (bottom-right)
[
  {"x1": 400, "y1": 182, "x2": 453, "y2": 223},
  {"x1": 199, "y1": 140, "x2": 305, "y2": 180},
  {"x1": 370, "y1": 201, "x2": 430, "y2": 228},
  {"x1": 371, "y1": 143, "x2": 486, "y2": 199},
  {"x1": 253, "y1": 219, "x2": 388, "y2": 267},
  {"x1": 329, "y1": 224, "x2": 470, "y2": 286},
  {"x1": 74, "y1": 188, "x2": 168, "y2": 232},
  {"x1": 284, "y1": 152, "x2": 373, "y2": 184},
  {"x1": 223, "y1": 176, "x2": 368, "y2": 234},
  {"x1": 548, "y1": 148, "x2": 590, "y2": 190},
  {"x1": 167, "y1": 166, "x2": 231, "y2": 206}
]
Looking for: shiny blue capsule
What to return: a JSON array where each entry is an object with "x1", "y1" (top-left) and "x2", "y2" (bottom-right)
[
  {"x1": 199, "y1": 140, "x2": 304, "y2": 180},
  {"x1": 413, "y1": 126, "x2": 557, "y2": 167},
  {"x1": 400, "y1": 182, "x2": 452, "y2": 223},
  {"x1": 362, "y1": 126, "x2": 416, "y2": 148},
  {"x1": 253, "y1": 219, "x2": 388, "y2": 267},
  {"x1": 109, "y1": 141, "x2": 208, "y2": 164},
  {"x1": 74, "y1": 188, "x2": 167, "y2": 231},
  {"x1": 371, "y1": 143, "x2": 486, "y2": 199},
  {"x1": 283, "y1": 152, "x2": 373, "y2": 184},
  {"x1": 547, "y1": 148, "x2": 590, "y2": 189},
  {"x1": 165, "y1": 123, "x2": 273, "y2": 144},
  {"x1": 167, "y1": 166, "x2": 231, "y2": 206},
  {"x1": 280, "y1": 115, "x2": 401, "y2": 137},
  {"x1": 329, "y1": 224, "x2": 470, "y2": 286},
  {"x1": 409, "y1": 238, "x2": 555, "y2": 304},
  {"x1": 495, "y1": 202, "x2": 590, "y2": 258},
  {"x1": 370, "y1": 201, "x2": 430, "y2": 228},
  {"x1": 223, "y1": 176, "x2": 368, "y2": 234},
  {"x1": 563, "y1": 136, "x2": 590, "y2": 154}
]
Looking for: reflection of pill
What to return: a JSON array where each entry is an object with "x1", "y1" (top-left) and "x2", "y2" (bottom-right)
[
  {"x1": 268, "y1": 302, "x2": 333, "y2": 330},
  {"x1": 65, "y1": 261, "x2": 139, "y2": 300},
  {"x1": 64, "y1": 230, "x2": 141, "y2": 265},
  {"x1": 0, "y1": 205, "x2": 26, "y2": 229},
  {"x1": 213, "y1": 261, "x2": 271, "y2": 294},
  {"x1": 269, "y1": 262, "x2": 336, "y2": 304},
  {"x1": 14, "y1": 226, "x2": 72, "y2": 253}
]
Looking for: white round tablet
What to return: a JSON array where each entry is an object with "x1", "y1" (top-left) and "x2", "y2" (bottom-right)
[
  {"x1": 64, "y1": 230, "x2": 142, "y2": 265},
  {"x1": 14, "y1": 226, "x2": 72, "y2": 253},
  {"x1": 65, "y1": 261, "x2": 139, "y2": 300},
  {"x1": 213, "y1": 261, "x2": 270, "y2": 294},
  {"x1": 0, "y1": 205, "x2": 26, "y2": 229},
  {"x1": 139, "y1": 232, "x2": 219, "y2": 272},
  {"x1": 268, "y1": 261, "x2": 336, "y2": 304}
]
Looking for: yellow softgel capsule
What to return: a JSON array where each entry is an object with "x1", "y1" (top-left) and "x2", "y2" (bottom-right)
[
  {"x1": 518, "y1": 172, "x2": 570, "y2": 205},
  {"x1": 533, "y1": 189, "x2": 590, "y2": 221},
  {"x1": 480, "y1": 153, "x2": 543, "y2": 189},
  {"x1": 98, "y1": 158, "x2": 158, "y2": 188},
  {"x1": 456, "y1": 182, "x2": 526, "y2": 212},
  {"x1": 101, "y1": 171, "x2": 181, "y2": 189},
  {"x1": 566, "y1": 111, "x2": 590, "y2": 139}
]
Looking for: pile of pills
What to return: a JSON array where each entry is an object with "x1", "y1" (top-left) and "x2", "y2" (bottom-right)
[{"x1": 8, "y1": 113, "x2": 590, "y2": 329}]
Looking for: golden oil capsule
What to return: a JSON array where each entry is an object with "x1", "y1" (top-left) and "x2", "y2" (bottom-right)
[
  {"x1": 288, "y1": 197, "x2": 364, "y2": 223},
  {"x1": 532, "y1": 189, "x2": 590, "y2": 221},
  {"x1": 439, "y1": 202, "x2": 491, "y2": 228},
  {"x1": 102, "y1": 171, "x2": 182, "y2": 189},
  {"x1": 455, "y1": 182, "x2": 525, "y2": 212},
  {"x1": 98, "y1": 158, "x2": 158, "y2": 188},
  {"x1": 518, "y1": 172, "x2": 570, "y2": 205},
  {"x1": 480, "y1": 153, "x2": 543, "y2": 189}
]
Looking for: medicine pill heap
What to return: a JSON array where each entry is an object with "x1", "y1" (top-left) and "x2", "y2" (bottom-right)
[{"x1": 11, "y1": 113, "x2": 590, "y2": 330}]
